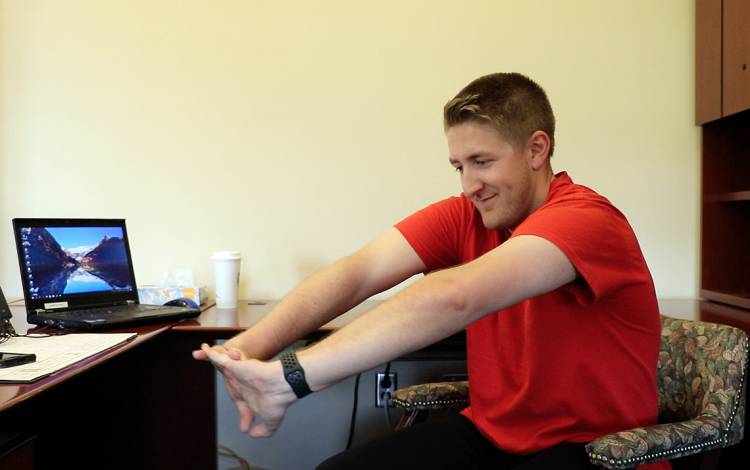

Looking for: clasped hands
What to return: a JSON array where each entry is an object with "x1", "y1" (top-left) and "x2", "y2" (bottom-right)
[{"x1": 192, "y1": 343, "x2": 298, "y2": 437}]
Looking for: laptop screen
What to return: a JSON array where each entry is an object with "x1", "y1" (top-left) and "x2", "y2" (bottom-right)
[{"x1": 12, "y1": 219, "x2": 139, "y2": 311}]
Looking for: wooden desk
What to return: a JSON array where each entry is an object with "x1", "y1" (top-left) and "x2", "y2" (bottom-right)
[
  {"x1": 2, "y1": 299, "x2": 749, "y2": 469},
  {"x1": 176, "y1": 300, "x2": 376, "y2": 336},
  {"x1": 0, "y1": 299, "x2": 444, "y2": 470},
  {"x1": 1, "y1": 306, "x2": 218, "y2": 470}
]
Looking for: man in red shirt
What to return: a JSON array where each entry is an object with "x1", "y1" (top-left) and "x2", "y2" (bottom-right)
[{"x1": 194, "y1": 73, "x2": 668, "y2": 469}]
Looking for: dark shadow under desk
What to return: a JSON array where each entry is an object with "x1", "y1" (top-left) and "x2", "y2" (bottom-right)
[{"x1": 0, "y1": 300, "x2": 465, "y2": 469}]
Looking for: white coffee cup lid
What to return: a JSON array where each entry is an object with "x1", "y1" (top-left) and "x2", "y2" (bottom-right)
[{"x1": 211, "y1": 251, "x2": 241, "y2": 260}]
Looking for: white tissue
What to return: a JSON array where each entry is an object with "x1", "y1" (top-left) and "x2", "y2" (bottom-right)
[{"x1": 160, "y1": 268, "x2": 194, "y2": 287}]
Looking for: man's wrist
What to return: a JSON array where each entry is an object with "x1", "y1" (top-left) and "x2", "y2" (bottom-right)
[
  {"x1": 222, "y1": 339, "x2": 245, "y2": 357},
  {"x1": 224, "y1": 336, "x2": 242, "y2": 350}
]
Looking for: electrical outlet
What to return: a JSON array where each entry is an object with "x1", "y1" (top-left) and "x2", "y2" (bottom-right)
[{"x1": 376, "y1": 372, "x2": 397, "y2": 407}]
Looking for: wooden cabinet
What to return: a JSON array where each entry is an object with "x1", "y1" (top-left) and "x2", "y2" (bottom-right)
[
  {"x1": 697, "y1": 1, "x2": 750, "y2": 311},
  {"x1": 723, "y1": 0, "x2": 750, "y2": 116},
  {"x1": 700, "y1": 111, "x2": 750, "y2": 310},
  {"x1": 696, "y1": 0, "x2": 750, "y2": 124},
  {"x1": 696, "y1": 0, "x2": 722, "y2": 124}
]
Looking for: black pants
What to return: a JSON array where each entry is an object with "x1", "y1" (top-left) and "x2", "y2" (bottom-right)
[{"x1": 317, "y1": 413, "x2": 597, "y2": 470}]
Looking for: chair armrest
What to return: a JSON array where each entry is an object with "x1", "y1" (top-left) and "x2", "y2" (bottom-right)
[
  {"x1": 392, "y1": 381, "x2": 470, "y2": 411},
  {"x1": 585, "y1": 415, "x2": 724, "y2": 469}
]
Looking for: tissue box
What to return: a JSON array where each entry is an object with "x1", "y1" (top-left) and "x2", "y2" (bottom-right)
[{"x1": 138, "y1": 286, "x2": 208, "y2": 306}]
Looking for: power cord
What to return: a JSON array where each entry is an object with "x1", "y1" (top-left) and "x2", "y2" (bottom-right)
[
  {"x1": 347, "y1": 363, "x2": 396, "y2": 451},
  {"x1": 1, "y1": 320, "x2": 61, "y2": 345},
  {"x1": 0, "y1": 318, "x2": 15, "y2": 345},
  {"x1": 345, "y1": 373, "x2": 362, "y2": 449},
  {"x1": 383, "y1": 391, "x2": 393, "y2": 431},
  {"x1": 1, "y1": 294, "x2": 61, "y2": 344},
  {"x1": 218, "y1": 444, "x2": 261, "y2": 470},
  {"x1": 379, "y1": 362, "x2": 394, "y2": 431}
]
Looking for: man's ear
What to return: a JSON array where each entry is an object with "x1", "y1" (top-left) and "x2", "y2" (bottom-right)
[{"x1": 527, "y1": 131, "x2": 551, "y2": 170}]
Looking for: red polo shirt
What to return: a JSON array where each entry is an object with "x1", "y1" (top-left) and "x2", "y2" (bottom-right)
[{"x1": 396, "y1": 172, "x2": 668, "y2": 469}]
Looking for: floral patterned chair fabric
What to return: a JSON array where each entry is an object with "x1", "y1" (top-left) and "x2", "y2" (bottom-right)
[
  {"x1": 391, "y1": 316, "x2": 748, "y2": 469},
  {"x1": 586, "y1": 316, "x2": 748, "y2": 468},
  {"x1": 392, "y1": 380, "x2": 470, "y2": 428}
]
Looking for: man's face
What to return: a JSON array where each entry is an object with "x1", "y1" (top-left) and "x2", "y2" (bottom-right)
[{"x1": 447, "y1": 121, "x2": 536, "y2": 230}]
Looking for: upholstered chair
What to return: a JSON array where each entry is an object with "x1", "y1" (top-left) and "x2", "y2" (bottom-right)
[{"x1": 392, "y1": 316, "x2": 748, "y2": 469}]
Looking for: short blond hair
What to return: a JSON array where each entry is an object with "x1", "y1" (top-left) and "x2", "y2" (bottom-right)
[{"x1": 444, "y1": 73, "x2": 555, "y2": 156}]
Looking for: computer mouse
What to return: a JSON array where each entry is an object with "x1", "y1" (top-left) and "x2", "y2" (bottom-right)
[{"x1": 163, "y1": 297, "x2": 200, "y2": 310}]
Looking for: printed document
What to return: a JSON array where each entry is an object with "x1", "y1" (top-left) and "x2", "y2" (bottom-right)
[{"x1": 0, "y1": 333, "x2": 136, "y2": 383}]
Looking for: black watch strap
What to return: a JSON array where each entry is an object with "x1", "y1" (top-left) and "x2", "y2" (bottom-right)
[{"x1": 280, "y1": 351, "x2": 312, "y2": 399}]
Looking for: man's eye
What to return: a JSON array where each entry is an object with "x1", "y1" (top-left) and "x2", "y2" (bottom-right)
[
  {"x1": 454, "y1": 166, "x2": 463, "y2": 173},
  {"x1": 474, "y1": 160, "x2": 488, "y2": 166}
]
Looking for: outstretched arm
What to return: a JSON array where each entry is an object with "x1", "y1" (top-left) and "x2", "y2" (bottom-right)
[
  {"x1": 194, "y1": 227, "x2": 426, "y2": 433},
  {"x1": 193, "y1": 227, "x2": 427, "y2": 362},
  {"x1": 202, "y1": 234, "x2": 577, "y2": 437},
  {"x1": 296, "y1": 234, "x2": 576, "y2": 389}
]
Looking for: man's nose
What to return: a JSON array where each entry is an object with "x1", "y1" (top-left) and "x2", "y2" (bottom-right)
[{"x1": 462, "y1": 170, "x2": 483, "y2": 197}]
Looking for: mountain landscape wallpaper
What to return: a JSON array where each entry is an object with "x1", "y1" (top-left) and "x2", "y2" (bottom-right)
[{"x1": 20, "y1": 226, "x2": 133, "y2": 298}]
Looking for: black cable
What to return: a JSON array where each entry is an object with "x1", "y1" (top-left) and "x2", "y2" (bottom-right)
[
  {"x1": 380, "y1": 362, "x2": 393, "y2": 431},
  {"x1": 381, "y1": 361, "x2": 392, "y2": 388},
  {"x1": 345, "y1": 373, "x2": 361, "y2": 450},
  {"x1": 217, "y1": 444, "x2": 251, "y2": 470},
  {"x1": 0, "y1": 322, "x2": 64, "y2": 345},
  {"x1": 383, "y1": 391, "x2": 393, "y2": 431},
  {"x1": 0, "y1": 319, "x2": 14, "y2": 344}
]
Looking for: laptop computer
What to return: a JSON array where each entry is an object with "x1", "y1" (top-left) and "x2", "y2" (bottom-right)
[{"x1": 12, "y1": 218, "x2": 201, "y2": 330}]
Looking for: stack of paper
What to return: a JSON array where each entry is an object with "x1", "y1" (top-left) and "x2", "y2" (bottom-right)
[{"x1": 0, "y1": 333, "x2": 136, "y2": 383}]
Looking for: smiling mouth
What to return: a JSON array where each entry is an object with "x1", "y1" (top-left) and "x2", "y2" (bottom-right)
[{"x1": 475, "y1": 195, "x2": 496, "y2": 204}]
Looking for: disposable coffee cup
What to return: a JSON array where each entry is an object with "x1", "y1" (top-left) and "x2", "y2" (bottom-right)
[
  {"x1": 211, "y1": 251, "x2": 241, "y2": 308},
  {"x1": 215, "y1": 308, "x2": 239, "y2": 327}
]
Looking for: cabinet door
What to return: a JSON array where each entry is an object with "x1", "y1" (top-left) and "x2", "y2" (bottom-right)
[
  {"x1": 723, "y1": 0, "x2": 750, "y2": 117},
  {"x1": 696, "y1": 0, "x2": 722, "y2": 124}
]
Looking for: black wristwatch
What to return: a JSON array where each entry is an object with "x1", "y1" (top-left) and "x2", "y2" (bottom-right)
[{"x1": 280, "y1": 350, "x2": 312, "y2": 399}]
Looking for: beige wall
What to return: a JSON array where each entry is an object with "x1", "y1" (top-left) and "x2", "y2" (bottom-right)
[{"x1": 0, "y1": 0, "x2": 699, "y2": 301}]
